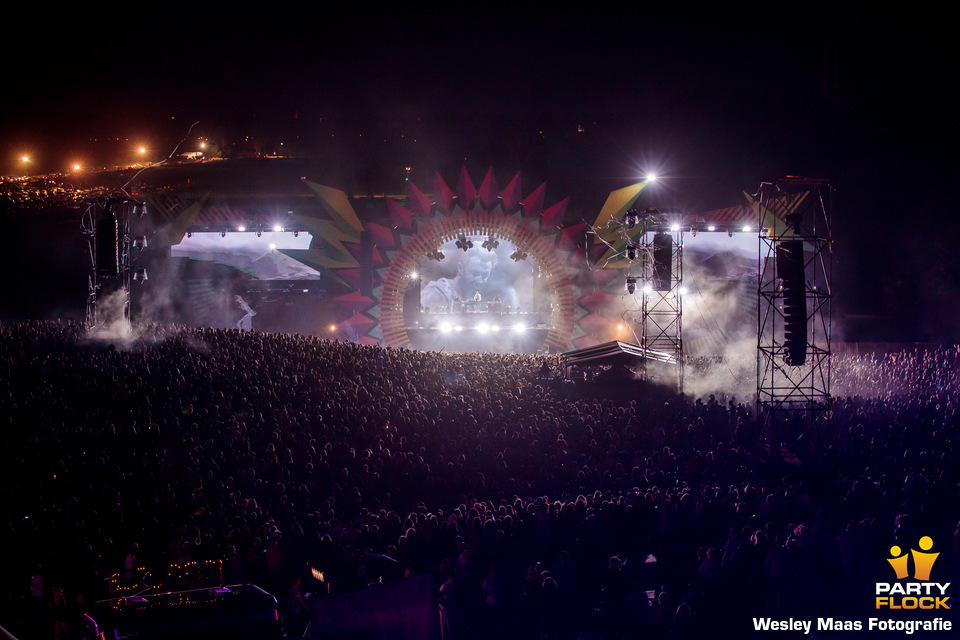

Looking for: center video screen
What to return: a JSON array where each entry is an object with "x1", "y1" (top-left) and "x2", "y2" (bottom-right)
[{"x1": 418, "y1": 238, "x2": 535, "y2": 314}]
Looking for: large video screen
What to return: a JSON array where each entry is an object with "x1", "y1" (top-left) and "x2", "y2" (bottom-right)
[
  {"x1": 171, "y1": 231, "x2": 320, "y2": 280},
  {"x1": 418, "y1": 238, "x2": 536, "y2": 313},
  {"x1": 679, "y1": 231, "x2": 758, "y2": 356}
]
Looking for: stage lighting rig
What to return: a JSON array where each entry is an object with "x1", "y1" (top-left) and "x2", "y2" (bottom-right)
[
  {"x1": 510, "y1": 248, "x2": 529, "y2": 262},
  {"x1": 456, "y1": 235, "x2": 473, "y2": 252},
  {"x1": 625, "y1": 277, "x2": 637, "y2": 294},
  {"x1": 481, "y1": 235, "x2": 500, "y2": 251},
  {"x1": 626, "y1": 243, "x2": 638, "y2": 261},
  {"x1": 427, "y1": 249, "x2": 445, "y2": 261}
]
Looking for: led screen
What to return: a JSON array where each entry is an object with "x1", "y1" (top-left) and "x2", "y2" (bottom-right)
[{"x1": 171, "y1": 231, "x2": 319, "y2": 280}]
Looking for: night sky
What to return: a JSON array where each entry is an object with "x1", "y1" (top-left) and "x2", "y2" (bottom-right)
[{"x1": 3, "y1": 6, "x2": 958, "y2": 340}]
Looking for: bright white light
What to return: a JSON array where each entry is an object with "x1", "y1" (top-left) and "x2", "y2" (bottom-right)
[
  {"x1": 678, "y1": 287, "x2": 688, "y2": 297},
  {"x1": 646, "y1": 173, "x2": 657, "y2": 182},
  {"x1": 410, "y1": 271, "x2": 418, "y2": 280},
  {"x1": 671, "y1": 223, "x2": 680, "y2": 232},
  {"x1": 643, "y1": 284, "x2": 653, "y2": 295},
  {"x1": 707, "y1": 225, "x2": 716, "y2": 232},
  {"x1": 238, "y1": 226, "x2": 246, "y2": 232},
  {"x1": 490, "y1": 325, "x2": 501, "y2": 333},
  {"x1": 477, "y1": 323, "x2": 490, "y2": 334},
  {"x1": 273, "y1": 225, "x2": 283, "y2": 232},
  {"x1": 512, "y1": 323, "x2": 527, "y2": 334},
  {"x1": 454, "y1": 325, "x2": 464, "y2": 332},
  {"x1": 439, "y1": 322, "x2": 452, "y2": 333},
  {"x1": 269, "y1": 243, "x2": 277, "y2": 250},
  {"x1": 742, "y1": 226, "x2": 751, "y2": 233}
]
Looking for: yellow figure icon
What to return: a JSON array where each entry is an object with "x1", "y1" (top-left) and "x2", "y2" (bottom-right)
[
  {"x1": 911, "y1": 536, "x2": 939, "y2": 581},
  {"x1": 887, "y1": 546, "x2": 910, "y2": 580}
]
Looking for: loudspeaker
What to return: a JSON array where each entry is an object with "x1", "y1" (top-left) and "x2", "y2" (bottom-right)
[
  {"x1": 653, "y1": 232, "x2": 672, "y2": 291},
  {"x1": 777, "y1": 240, "x2": 806, "y2": 366},
  {"x1": 96, "y1": 214, "x2": 119, "y2": 277}
]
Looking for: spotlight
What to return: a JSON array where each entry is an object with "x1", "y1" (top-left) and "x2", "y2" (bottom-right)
[
  {"x1": 455, "y1": 236, "x2": 473, "y2": 252},
  {"x1": 220, "y1": 230, "x2": 226, "y2": 238},
  {"x1": 427, "y1": 249, "x2": 445, "y2": 261},
  {"x1": 186, "y1": 231, "x2": 192, "y2": 238},
  {"x1": 512, "y1": 323, "x2": 527, "y2": 334},
  {"x1": 273, "y1": 225, "x2": 283, "y2": 232},
  {"x1": 626, "y1": 244, "x2": 638, "y2": 261},
  {"x1": 294, "y1": 230, "x2": 299, "y2": 237},
  {"x1": 727, "y1": 230, "x2": 734, "y2": 237},
  {"x1": 481, "y1": 235, "x2": 500, "y2": 251},
  {"x1": 742, "y1": 225, "x2": 751, "y2": 233},
  {"x1": 646, "y1": 173, "x2": 657, "y2": 182},
  {"x1": 133, "y1": 268, "x2": 148, "y2": 283},
  {"x1": 132, "y1": 236, "x2": 148, "y2": 250},
  {"x1": 624, "y1": 210, "x2": 639, "y2": 229},
  {"x1": 410, "y1": 271, "x2": 419, "y2": 280},
  {"x1": 707, "y1": 225, "x2": 716, "y2": 232},
  {"x1": 671, "y1": 223, "x2": 680, "y2": 232},
  {"x1": 510, "y1": 248, "x2": 529, "y2": 262},
  {"x1": 626, "y1": 277, "x2": 637, "y2": 294},
  {"x1": 238, "y1": 226, "x2": 246, "y2": 232},
  {"x1": 439, "y1": 322, "x2": 452, "y2": 334},
  {"x1": 477, "y1": 323, "x2": 490, "y2": 334}
]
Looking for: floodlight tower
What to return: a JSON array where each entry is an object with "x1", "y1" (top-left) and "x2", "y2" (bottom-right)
[
  {"x1": 635, "y1": 208, "x2": 684, "y2": 392},
  {"x1": 756, "y1": 178, "x2": 833, "y2": 435}
]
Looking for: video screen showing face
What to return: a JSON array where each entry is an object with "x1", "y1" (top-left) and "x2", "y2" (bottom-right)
[
  {"x1": 418, "y1": 239, "x2": 534, "y2": 313},
  {"x1": 171, "y1": 231, "x2": 320, "y2": 280}
]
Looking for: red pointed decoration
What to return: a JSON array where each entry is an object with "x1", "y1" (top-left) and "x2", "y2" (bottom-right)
[
  {"x1": 478, "y1": 167, "x2": 499, "y2": 208},
  {"x1": 524, "y1": 182, "x2": 546, "y2": 218},
  {"x1": 456, "y1": 167, "x2": 477, "y2": 208},
  {"x1": 501, "y1": 172, "x2": 522, "y2": 212},
  {"x1": 365, "y1": 222, "x2": 396, "y2": 250},
  {"x1": 406, "y1": 183, "x2": 433, "y2": 219},
  {"x1": 433, "y1": 171, "x2": 454, "y2": 214},
  {"x1": 559, "y1": 222, "x2": 586, "y2": 252},
  {"x1": 542, "y1": 197, "x2": 569, "y2": 228}
]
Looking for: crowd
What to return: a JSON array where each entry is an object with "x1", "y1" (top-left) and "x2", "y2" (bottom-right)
[{"x1": 1, "y1": 320, "x2": 958, "y2": 639}]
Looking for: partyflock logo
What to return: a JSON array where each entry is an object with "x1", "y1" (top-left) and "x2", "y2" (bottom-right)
[{"x1": 876, "y1": 536, "x2": 950, "y2": 610}]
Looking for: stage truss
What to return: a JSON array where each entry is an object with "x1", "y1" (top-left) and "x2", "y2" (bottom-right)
[
  {"x1": 83, "y1": 198, "x2": 145, "y2": 330},
  {"x1": 639, "y1": 221, "x2": 684, "y2": 392},
  {"x1": 756, "y1": 178, "x2": 833, "y2": 423}
]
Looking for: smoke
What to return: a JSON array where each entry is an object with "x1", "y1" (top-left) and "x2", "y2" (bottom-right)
[{"x1": 86, "y1": 288, "x2": 135, "y2": 347}]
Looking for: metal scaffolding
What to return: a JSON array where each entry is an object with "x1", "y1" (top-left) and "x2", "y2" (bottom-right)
[{"x1": 756, "y1": 178, "x2": 833, "y2": 429}]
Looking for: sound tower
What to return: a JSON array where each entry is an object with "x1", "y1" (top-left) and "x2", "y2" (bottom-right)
[
  {"x1": 777, "y1": 240, "x2": 806, "y2": 366},
  {"x1": 653, "y1": 232, "x2": 672, "y2": 291},
  {"x1": 96, "y1": 209, "x2": 119, "y2": 278}
]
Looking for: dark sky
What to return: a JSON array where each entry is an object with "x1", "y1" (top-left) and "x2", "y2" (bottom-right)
[{"x1": 3, "y1": 6, "x2": 958, "y2": 339}]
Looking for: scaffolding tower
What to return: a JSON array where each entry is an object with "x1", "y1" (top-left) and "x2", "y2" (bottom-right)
[
  {"x1": 756, "y1": 178, "x2": 833, "y2": 431},
  {"x1": 84, "y1": 198, "x2": 147, "y2": 331},
  {"x1": 637, "y1": 210, "x2": 684, "y2": 392}
]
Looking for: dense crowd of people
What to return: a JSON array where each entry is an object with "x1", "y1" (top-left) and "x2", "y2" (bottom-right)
[{"x1": 1, "y1": 320, "x2": 958, "y2": 639}]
